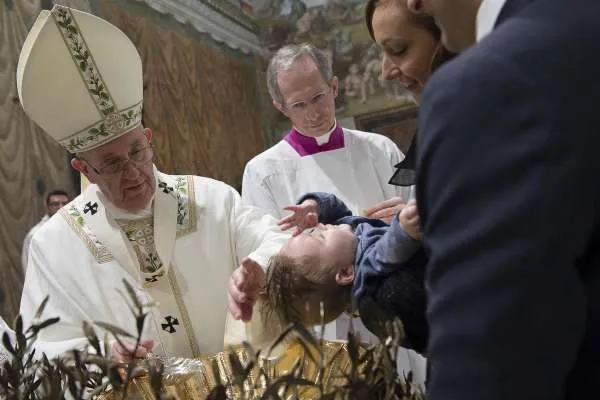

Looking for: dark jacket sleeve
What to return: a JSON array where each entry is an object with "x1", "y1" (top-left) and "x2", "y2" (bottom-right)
[
  {"x1": 297, "y1": 192, "x2": 352, "y2": 223},
  {"x1": 353, "y1": 215, "x2": 426, "y2": 353},
  {"x1": 358, "y1": 249, "x2": 428, "y2": 354},
  {"x1": 417, "y1": 49, "x2": 588, "y2": 399}
]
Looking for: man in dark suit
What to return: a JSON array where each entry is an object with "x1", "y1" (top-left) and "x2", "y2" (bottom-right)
[{"x1": 407, "y1": 0, "x2": 600, "y2": 398}]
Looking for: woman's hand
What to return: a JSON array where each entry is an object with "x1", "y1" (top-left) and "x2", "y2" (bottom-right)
[{"x1": 364, "y1": 197, "x2": 407, "y2": 224}]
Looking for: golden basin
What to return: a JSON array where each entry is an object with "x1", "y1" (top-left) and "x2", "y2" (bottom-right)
[{"x1": 96, "y1": 339, "x2": 366, "y2": 399}]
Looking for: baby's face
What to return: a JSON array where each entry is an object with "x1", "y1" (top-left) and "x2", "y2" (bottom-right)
[{"x1": 281, "y1": 223, "x2": 357, "y2": 270}]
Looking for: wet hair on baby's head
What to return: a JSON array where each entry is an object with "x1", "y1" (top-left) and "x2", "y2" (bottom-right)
[{"x1": 260, "y1": 253, "x2": 351, "y2": 328}]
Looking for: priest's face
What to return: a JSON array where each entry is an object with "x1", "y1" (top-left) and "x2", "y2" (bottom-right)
[
  {"x1": 72, "y1": 126, "x2": 156, "y2": 212},
  {"x1": 274, "y1": 55, "x2": 339, "y2": 137}
]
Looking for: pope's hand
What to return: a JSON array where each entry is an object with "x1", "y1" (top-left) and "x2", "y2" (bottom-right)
[
  {"x1": 277, "y1": 199, "x2": 319, "y2": 236},
  {"x1": 364, "y1": 197, "x2": 407, "y2": 224},
  {"x1": 110, "y1": 339, "x2": 154, "y2": 363},
  {"x1": 228, "y1": 258, "x2": 265, "y2": 322}
]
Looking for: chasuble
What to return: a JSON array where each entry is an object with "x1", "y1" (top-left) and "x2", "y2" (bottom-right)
[{"x1": 20, "y1": 169, "x2": 289, "y2": 358}]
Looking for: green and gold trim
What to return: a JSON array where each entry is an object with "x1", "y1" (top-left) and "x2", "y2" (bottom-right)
[
  {"x1": 168, "y1": 268, "x2": 201, "y2": 357},
  {"x1": 60, "y1": 205, "x2": 113, "y2": 264},
  {"x1": 172, "y1": 176, "x2": 197, "y2": 238},
  {"x1": 51, "y1": 5, "x2": 143, "y2": 152},
  {"x1": 52, "y1": 5, "x2": 115, "y2": 115},
  {"x1": 60, "y1": 101, "x2": 143, "y2": 152}
]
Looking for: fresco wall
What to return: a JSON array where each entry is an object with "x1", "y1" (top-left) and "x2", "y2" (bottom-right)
[{"x1": 253, "y1": 0, "x2": 417, "y2": 138}]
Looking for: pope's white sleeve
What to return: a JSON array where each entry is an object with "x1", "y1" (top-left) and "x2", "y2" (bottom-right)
[
  {"x1": 231, "y1": 190, "x2": 290, "y2": 270},
  {"x1": 19, "y1": 236, "x2": 90, "y2": 358},
  {"x1": 241, "y1": 164, "x2": 282, "y2": 219},
  {"x1": 0, "y1": 319, "x2": 89, "y2": 362},
  {"x1": 21, "y1": 230, "x2": 33, "y2": 273}
]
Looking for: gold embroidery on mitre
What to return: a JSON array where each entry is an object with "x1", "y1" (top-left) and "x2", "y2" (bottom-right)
[
  {"x1": 59, "y1": 102, "x2": 143, "y2": 153},
  {"x1": 50, "y1": 5, "x2": 143, "y2": 152},
  {"x1": 51, "y1": 5, "x2": 115, "y2": 116}
]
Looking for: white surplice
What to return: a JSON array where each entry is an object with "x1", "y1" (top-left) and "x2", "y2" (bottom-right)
[
  {"x1": 20, "y1": 168, "x2": 289, "y2": 358},
  {"x1": 242, "y1": 128, "x2": 412, "y2": 218}
]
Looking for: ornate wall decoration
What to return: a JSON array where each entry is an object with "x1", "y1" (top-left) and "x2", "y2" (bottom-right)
[
  {"x1": 253, "y1": 0, "x2": 417, "y2": 132},
  {"x1": 132, "y1": 0, "x2": 261, "y2": 54},
  {"x1": 0, "y1": 0, "x2": 77, "y2": 321},
  {"x1": 97, "y1": 0, "x2": 266, "y2": 190},
  {"x1": 355, "y1": 106, "x2": 419, "y2": 153}
]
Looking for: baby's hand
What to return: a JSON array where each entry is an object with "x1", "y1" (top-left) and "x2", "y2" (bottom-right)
[
  {"x1": 278, "y1": 199, "x2": 319, "y2": 236},
  {"x1": 399, "y1": 199, "x2": 421, "y2": 240}
]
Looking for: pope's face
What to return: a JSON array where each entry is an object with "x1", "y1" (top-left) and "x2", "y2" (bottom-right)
[
  {"x1": 274, "y1": 55, "x2": 338, "y2": 137},
  {"x1": 73, "y1": 126, "x2": 156, "y2": 212}
]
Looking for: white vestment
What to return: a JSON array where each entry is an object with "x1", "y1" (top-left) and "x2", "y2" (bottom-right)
[
  {"x1": 22, "y1": 215, "x2": 49, "y2": 272},
  {"x1": 242, "y1": 127, "x2": 426, "y2": 389},
  {"x1": 0, "y1": 317, "x2": 88, "y2": 364},
  {"x1": 0, "y1": 316, "x2": 12, "y2": 369},
  {"x1": 20, "y1": 169, "x2": 289, "y2": 358},
  {"x1": 242, "y1": 128, "x2": 412, "y2": 218}
]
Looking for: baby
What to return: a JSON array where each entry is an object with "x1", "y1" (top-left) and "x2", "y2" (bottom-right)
[{"x1": 260, "y1": 192, "x2": 426, "y2": 348}]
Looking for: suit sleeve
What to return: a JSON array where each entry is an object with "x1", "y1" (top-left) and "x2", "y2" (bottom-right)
[{"x1": 418, "y1": 54, "x2": 588, "y2": 399}]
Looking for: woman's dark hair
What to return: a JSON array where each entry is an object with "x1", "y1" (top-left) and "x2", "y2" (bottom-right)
[{"x1": 365, "y1": 0, "x2": 455, "y2": 72}]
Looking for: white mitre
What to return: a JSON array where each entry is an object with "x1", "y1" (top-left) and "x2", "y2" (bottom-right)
[{"x1": 16, "y1": 5, "x2": 143, "y2": 153}]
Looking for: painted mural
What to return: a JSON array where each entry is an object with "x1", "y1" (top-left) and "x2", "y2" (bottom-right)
[{"x1": 253, "y1": 0, "x2": 416, "y2": 120}]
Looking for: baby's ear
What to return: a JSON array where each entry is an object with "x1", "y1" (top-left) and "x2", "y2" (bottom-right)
[{"x1": 335, "y1": 264, "x2": 354, "y2": 286}]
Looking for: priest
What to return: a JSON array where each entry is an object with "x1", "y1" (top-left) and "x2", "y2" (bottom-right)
[
  {"x1": 17, "y1": 5, "x2": 289, "y2": 360},
  {"x1": 241, "y1": 43, "x2": 412, "y2": 221}
]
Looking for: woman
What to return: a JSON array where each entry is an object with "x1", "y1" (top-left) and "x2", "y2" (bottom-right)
[
  {"x1": 363, "y1": 0, "x2": 454, "y2": 210},
  {"x1": 366, "y1": 0, "x2": 453, "y2": 103},
  {"x1": 360, "y1": 0, "x2": 454, "y2": 386}
]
